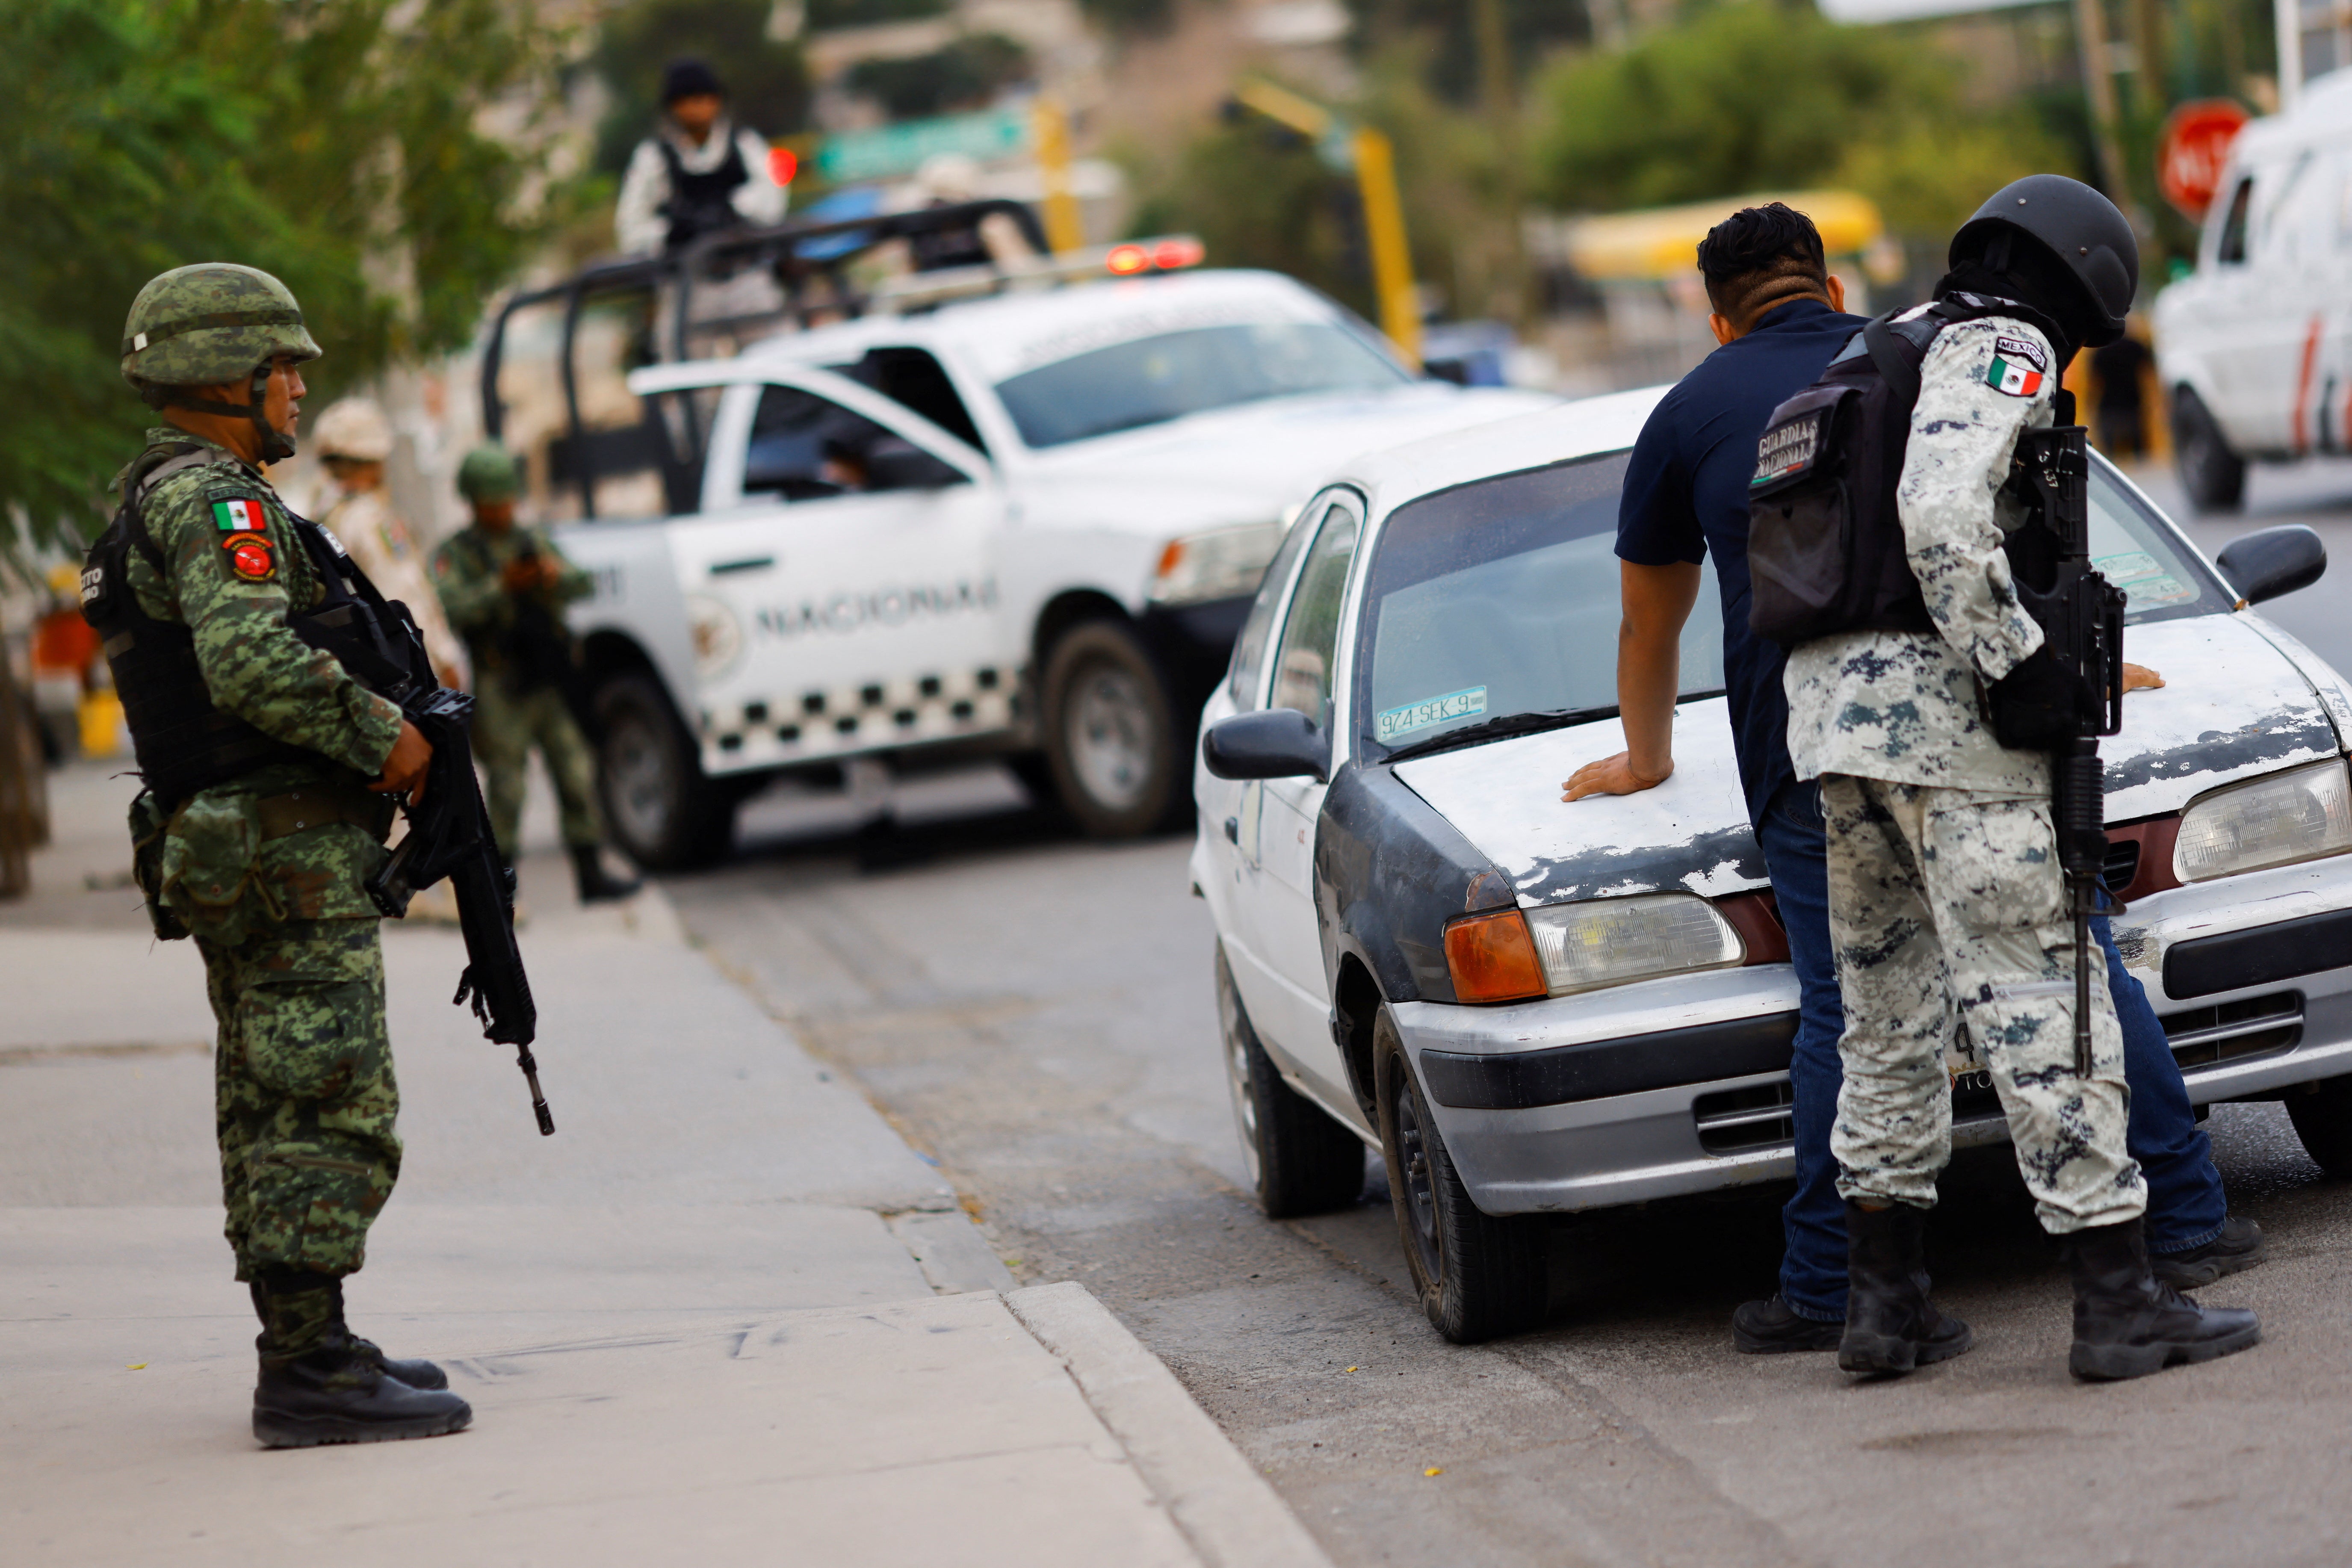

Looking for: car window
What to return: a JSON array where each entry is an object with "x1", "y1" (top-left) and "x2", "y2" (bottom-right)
[
  {"x1": 1354, "y1": 452, "x2": 1724, "y2": 756},
  {"x1": 995, "y1": 323, "x2": 1409, "y2": 449},
  {"x1": 2088, "y1": 460, "x2": 2235, "y2": 622},
  {"x1": 2215, "y1": 174, "x2": 2255, "y2": 264},
  {"x1": 831, "y1": 346, "x2": 989, "y2": 455},
  {"x1": 743, "y1": 384, "x2": 961, "y2": 500},
  {"x1": 1225, "y1": 503, "x2": 1326, "y2": 709},
  {"x1": 1268, "y1": 502, "x2": 1363, "y2": 732}
]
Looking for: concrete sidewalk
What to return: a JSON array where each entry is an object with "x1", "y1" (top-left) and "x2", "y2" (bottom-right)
[{"x1": 0, "y1": 764, "x2": 1327, "y2": 1568}]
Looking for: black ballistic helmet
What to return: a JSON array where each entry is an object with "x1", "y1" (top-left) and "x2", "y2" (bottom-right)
[{"x1": 1950, "y1": 175, "x2": 2139, "y2": 347}]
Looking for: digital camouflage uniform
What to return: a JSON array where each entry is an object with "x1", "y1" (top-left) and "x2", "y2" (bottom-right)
[
  {"x1": 430, "y1": 520, "x2": 602, "y2": 861},
  {"x1": 1783, "y1": 311, "x2": 2147, "y2": 1234},
  {"x1": 119, "y1": 429, "x2": 408, "y2": 1279}
]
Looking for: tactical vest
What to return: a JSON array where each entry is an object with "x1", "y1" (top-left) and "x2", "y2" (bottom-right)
[
  {"x1": 657, "y1": 132, "x2": 748, "y2": 251},
  {"x1": 80, "y1": 447, "x2": 428, "y2": 808},
  {"x1": 1745, "y1": 292, "x2": 2066, "y2": 650}
]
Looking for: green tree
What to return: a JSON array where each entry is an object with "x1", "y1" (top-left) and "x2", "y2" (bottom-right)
[
  {"x1": 0, "y1": 0, "x2": 571, "y2": 555},
  {"x1": 1533, "y1": 2, "x2": 2072, "y2": 234}
]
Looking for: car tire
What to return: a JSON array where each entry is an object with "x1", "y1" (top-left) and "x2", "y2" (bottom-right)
[
  {"x1": 2173, "y1": 387, "x2": 2247, "y2": 514},
  {"x1": 1217, "y1": 944, "x2": 1365, "y2": 1217},
  {"x1": 1040, "y1": 619, "x2": 1183, "y2": 839},
  {"x1": 2286, "y1": 1075, "x2": 2352, "y2": 1176},
  {"x1": 594, "y1": 672, "x2": 738, "y2": 870},
  {"x1": 1373, "y1": 1007, "x2": 1548, "y2": 1343}
]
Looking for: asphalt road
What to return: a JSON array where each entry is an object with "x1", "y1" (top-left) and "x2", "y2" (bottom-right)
[{"x1": 665, "y1": 570, "x2": 2352, "y2": 1568}]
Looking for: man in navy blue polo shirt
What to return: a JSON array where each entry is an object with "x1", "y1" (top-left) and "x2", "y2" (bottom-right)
[{"x1": 1564, "y1": 204, "x2": 2259, "y2": 1351}]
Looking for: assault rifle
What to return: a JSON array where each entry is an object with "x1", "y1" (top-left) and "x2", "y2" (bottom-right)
[{"x1": 1998, "y1": 418, "x2": 2127, "y2": 1077}]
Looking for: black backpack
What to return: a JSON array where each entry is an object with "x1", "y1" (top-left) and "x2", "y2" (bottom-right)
[{"x1": 1746, "y1": 293, "x2": 2062, "y2": 649}]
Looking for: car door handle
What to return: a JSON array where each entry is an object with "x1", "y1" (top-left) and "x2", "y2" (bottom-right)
[{"x1": 1224, "y1": 816, "x2": 1240, "y2": 844}]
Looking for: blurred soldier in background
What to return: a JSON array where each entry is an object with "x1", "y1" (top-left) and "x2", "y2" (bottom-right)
[
  {"x1": 431, "y1": 444, "x2": 640, "y2": 903},
  {"x1": 615, "y1": 58, "x2": 788, "y2": 257},
  {"x1": 90, "y1": 262, "x2": 469, "y2": 1446},
  {"x1": 312, "y1": 399, "x2": 466, "y2": 691}
]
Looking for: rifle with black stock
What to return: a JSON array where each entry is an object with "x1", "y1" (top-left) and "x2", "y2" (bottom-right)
[
  {"x1": 286, "y1": 517, "x2": 553, "y2": 1134},
  {"x1": 1995, "y1": 410, "x2": 2127, "y2": 1077}
]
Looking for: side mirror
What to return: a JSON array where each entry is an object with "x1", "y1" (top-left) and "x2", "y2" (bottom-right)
[
  {"x1": 1202, "y1": 709, "x2": 1329, "y2": 782},
  {"x1": 2216, "y1": 524, "x2": 2326, "y2": 605},
  {"x1": 865, "y1": 439, "x2": 968, "y2": 491}
]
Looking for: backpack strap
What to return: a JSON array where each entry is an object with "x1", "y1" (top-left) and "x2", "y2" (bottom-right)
[
  {"x1": 1861, "y1": 312, "x2": 1922, "y2": 414},
  {"x1": 118, "y1": 446, "x2": 217, "y2": 577}
]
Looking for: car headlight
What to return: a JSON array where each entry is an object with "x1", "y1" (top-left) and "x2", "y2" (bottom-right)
[
  {"x1": 1149, "y1": 522, "x2": 1286, "y2": 605},
  {"x1": 685, "y1": 593, "x2": 744, "y2": 680},
  {"x1": 2174, "y1": 759, "x2": 2352, "y2": 883},
  {"x1": 1442, "y1": 892, "x2": 1746, "y2": 1003}
]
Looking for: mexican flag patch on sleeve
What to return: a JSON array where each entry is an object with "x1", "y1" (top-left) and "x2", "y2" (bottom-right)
[
  {"x1": 212, "y1": 497, "x2": 265, "y2": 532},
  {"x1": 1986, "y1": 334, "x2": 2048, "y2": 398}
]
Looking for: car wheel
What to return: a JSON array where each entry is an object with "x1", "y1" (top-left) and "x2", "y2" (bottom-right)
[
  {"x1": 595, "y1": 672, "x2": 738, "y2": 870},
  {"x1": 2173, "y1": 387, "x2": 2247, "y2": 514},
  {"x1": 1373, "y1": 1007, "x2": 1548, "y2": 1343},
  {"x1": 1040, "y1": 620, "x2": 1182, "y2": 838},
  {"x1": 1217, "y1": 944, "x2": 1365, "y2": 1217},
  {"x1": 2286, "y1": 1075, "x2": 2352, "y2": 1176}
]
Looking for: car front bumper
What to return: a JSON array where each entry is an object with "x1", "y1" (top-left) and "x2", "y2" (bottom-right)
[{"x1": 1394, "y1": 852, "x2": 2352, "y2": 1217}]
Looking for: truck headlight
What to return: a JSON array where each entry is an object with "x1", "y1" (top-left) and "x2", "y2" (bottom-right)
[
  {"x1": 1525, "y1": 893, "x2": 1746, "y2": 995},
  {"x1": 685, "y1": 593, "x2": 743, "y2": 680},
  {"x1": 2174, "y1": 759, "x2": 2352, "y2": 882},
  {"x1": 1148, "y1": 522, "x2": 1286, "y2": 606}
]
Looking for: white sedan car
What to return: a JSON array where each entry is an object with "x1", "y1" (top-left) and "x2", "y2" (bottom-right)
[{"x1": 1193, "y1": 388, "x2": 2352, "y2": 1343}]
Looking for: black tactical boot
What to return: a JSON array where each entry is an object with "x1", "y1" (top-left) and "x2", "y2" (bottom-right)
[
  {"x1": 2151, "y1": 1215, "x2": 2267, "y2": 1290},
  {"x1": 1838, "y1": 1201, "x2": 1973, "y2": 1376},
  {"x1": 1732, "y1": 1296, "x2": 1844, "y2": 1354},
  {"x1": 250, "y1": 1276, "x2": 449, "y2": 1391},
  {"x1": 251, "y1": 1271, "x2": 469, "y2": 1447},
  {"x1": 2063, "y1": 1217, "x2": 2261, "y2": 1382},
  {"x1": 569, "y1": 842, "x2": 641, "y2": 903}
]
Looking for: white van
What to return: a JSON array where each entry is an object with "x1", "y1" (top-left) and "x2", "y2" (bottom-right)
[{"x1": 2156, "y1": 73, "x2": 2352, "y2": 511}]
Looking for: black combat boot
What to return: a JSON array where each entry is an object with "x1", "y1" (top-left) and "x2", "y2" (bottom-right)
[
  {"x1": 569, "y1": 842, "x2": 641, "y2": 903},
  {"x1": 2062, "y1": 1217, "x2": 2261, "y2": 1381},
  {"x1": 2151, "y1": 1215, "x2": 2267, "y2": 1290},
  {"x1": 251, "y1": 1271, "x2": 470, "y2": 1448},
  {"x1": 1732, "y1": 1295, "x2": 1844, "y2": 1354},
  {"x1": 1838, "y1": 1201, "x2": 1973, "y2": 1376},
  {"x1": 249, "y1": 1276, "x2": 449, "y2": 1390}
]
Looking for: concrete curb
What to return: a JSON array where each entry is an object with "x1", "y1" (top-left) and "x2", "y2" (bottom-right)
[{"x1": 1007, "y1": 1282, "x2": 1334, "y2": 1568}]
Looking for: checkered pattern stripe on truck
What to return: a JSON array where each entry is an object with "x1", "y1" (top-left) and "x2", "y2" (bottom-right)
[{"x1": 700, "y1": 664, "x2": 1021, "y2": 766}]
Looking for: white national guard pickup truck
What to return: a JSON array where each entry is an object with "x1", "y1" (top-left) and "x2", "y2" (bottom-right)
[{"x1": 481, "y1": 204, "x2": 1549, "y2": 866}]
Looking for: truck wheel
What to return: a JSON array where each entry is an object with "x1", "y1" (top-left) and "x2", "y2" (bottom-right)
[
  {"x1": 1218, "y1": 945, "x2": 1365, "y2": 1217},
  {"x1": 2286, "y1": 1075, "x2": 2352, "y2": 1176},
  {"x1": 1040, "y1": 620, "x2": 1182, "y2": 838},
  {"x1": 2173, "y1": 387, "x2": 2246, "y2": 514},
  {"x1": 595, "y1": 673, "x2": 737, "y2": 870},
  {"x1": 1374, "y1": 1008, "x2": 1548, "y2": 1342}
]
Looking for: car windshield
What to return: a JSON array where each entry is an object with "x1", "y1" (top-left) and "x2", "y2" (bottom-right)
[
  {"x1": 994, "y1": 322, "x2": 1410, "y2": 449},
  {"x1": 1356, "y1": 451, "x2": 1724, "y2": 758},
  {"x1": 2087, "y1": 459, "x2": 2235, "y2": 623}
]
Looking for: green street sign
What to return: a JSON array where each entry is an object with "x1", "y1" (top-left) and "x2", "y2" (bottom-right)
[{"x1": 816, "y1": 107, "x2": 1032, "y2": 184}]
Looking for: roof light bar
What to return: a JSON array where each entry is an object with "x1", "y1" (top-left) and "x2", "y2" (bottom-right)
[{"x1": 867, "y1": 233, "x2": 1207, "y2": 313}]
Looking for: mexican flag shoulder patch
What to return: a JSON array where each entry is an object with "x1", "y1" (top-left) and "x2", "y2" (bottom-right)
[
  {"x1": 1986, "y1": 333, "x2": 2049, "y2": 399},
  {"x1": 211, "y1": 497, "x2": 266, "y2": 532}
]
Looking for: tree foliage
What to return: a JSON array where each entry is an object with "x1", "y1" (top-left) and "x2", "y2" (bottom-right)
[
  {"x1": 1534, "y1": 3, "x2": 2072, "y2": 233},
  {"x1": 0, "y1": 0, "x2": 571, "y2": 554}
]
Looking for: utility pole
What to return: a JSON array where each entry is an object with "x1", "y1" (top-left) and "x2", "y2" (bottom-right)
[
  {"x1": 2073, "y1": 0, "x2": 2132, "y2": 198},
  {"x1": 1471, "y1": 0, "x2": 1531, "y2": 326}
]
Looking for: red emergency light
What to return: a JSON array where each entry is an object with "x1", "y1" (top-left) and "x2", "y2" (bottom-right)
[
  {"x1": 1105, "y1": 236, "x2": 1204, "y2": 276},
  {"x1": 769, "y1": 147, "x2": 799, "y2": 186}
]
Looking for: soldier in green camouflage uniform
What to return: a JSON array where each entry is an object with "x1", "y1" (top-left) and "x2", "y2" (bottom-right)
[
  {"x1": 92, "y1": 263, "x2": 471, "y2": 1446},
  {"x1": 430, "y1": 444, "x2": 638, "y2": 901},
  {"x1": 1783, "y1": 177, "x2": 2258, "y2": 1381}
]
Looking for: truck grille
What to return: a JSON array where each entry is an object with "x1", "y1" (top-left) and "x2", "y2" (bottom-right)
[
  {"x1": 2102, "y1": 839, "x2": 2141, "y2": 894},
  {"x1": 2161, "y1": 990, "x2": 2301, "y2": 1069}
]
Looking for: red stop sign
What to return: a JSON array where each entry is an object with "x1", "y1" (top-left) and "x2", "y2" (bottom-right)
[{"x1": 2159, "y1": 99, "x2": 2252, "y2": 220}]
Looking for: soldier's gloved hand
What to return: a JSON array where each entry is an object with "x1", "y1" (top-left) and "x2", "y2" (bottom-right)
[{"x1": 1988, "y1": 647, "x2": 2092, "y2": 750}]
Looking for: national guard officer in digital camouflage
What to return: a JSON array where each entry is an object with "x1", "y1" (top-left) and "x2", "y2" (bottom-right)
[
  {"x1": 431, "y1": 444, "x2": 640, "y2": 902},
  {"x1": 1782, "y1": 178, "x2": 2260, "y2": 1380},
  {"x1": 86, "y1": 263, "x2": 472, "y2": 1446}
]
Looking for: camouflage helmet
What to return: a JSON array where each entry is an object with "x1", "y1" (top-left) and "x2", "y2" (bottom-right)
[
  {"x1": 120, "y1": 263, "x2": 321, "y2": 390},
  {"x1": 312, "y1": 398, "x2": 394, "y2": 463},
  {"x1": 456, "y1": 443, "x2": 523, "y2": 503}
]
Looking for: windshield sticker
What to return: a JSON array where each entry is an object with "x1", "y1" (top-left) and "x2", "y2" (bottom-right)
[
  {"x1": 2094, "y1": 551, "x2": 2195, "y2": 605},
  {"x1": 1377, "y1": 686, "x2": 1486, "y2": 742}
]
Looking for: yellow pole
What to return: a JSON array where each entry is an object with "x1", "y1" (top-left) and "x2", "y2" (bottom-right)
[
  {"x1": 1032, "y1": 98, "x2": 1085, "y2": 255},
  {"x1": 1352, "y1": 127, "x2": 1420, "y2": 366}
]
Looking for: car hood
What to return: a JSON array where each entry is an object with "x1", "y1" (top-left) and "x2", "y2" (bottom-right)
[
  {"x1": 1390, "y1": 613, "x2": 2345, "y2": 909},
  {"x1": 1018, "y1": 384, "x2": 1554, "y2": 533}
]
